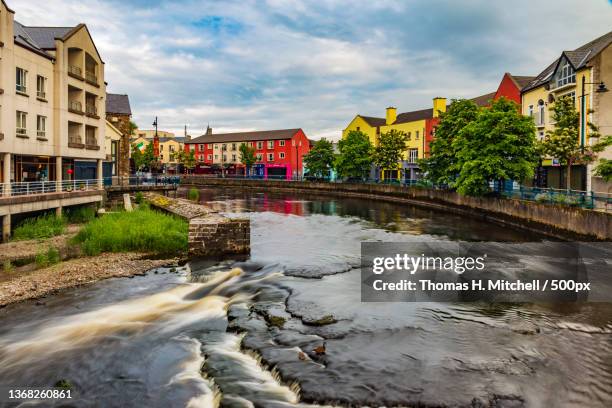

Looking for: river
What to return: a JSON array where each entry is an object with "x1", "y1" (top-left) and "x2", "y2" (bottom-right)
[{"x1": 0, "y1": 187, "x2": 611, "y2": 407}]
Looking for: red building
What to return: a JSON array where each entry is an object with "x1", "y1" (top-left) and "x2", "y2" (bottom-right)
[
  {"x1": 185, "y1": 128, "x2": 310, "y2": 179},
  {"x1": 493, "y1": 73, "x2": 535, "y2": 107}
]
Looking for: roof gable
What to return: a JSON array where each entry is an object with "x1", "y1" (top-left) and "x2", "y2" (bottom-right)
[
  {"x1": 188, "y1": 129, "x2": 301, "y2": 144},
  {"x1": 106, "y1": 93, "x2": 132, "y2": 115}
]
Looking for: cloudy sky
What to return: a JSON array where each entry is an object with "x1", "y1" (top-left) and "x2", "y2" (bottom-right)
[{"x1": 15, "y1": 0, "x2": 612, "y2": 140}]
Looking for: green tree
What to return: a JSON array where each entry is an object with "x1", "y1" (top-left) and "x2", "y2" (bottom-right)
[
  {"x1": 170, "y1": 149, "x2": 196, "y2": 173},
  {"x1": 129, "y1": 120, "x2": 138, "y2": 136},
  {"x1": 335, "y1": 130, "x2": 374, "y2": 180},
  {"x1": 539, "y1": 96, "x2": 610, "y2": 190},
  {"x1": 303, "y1": 138, "x2": 335, "y2": 179},
  {"x1": 453, "y1": 97, "x2": 538, "y2": 196},
  {"x1": 239, "y1": 143, "x2": 257, "y2": 176},
  {"x1": 373, "y1": 129, "x2": 408, "y2": 177},
  {"x1": 594, "y1": 155, "x2": 612, "y2": 182},
  {"x1": 419, "y1": 99, "x2": 480, "y2": 186},
  {"x1": 132, "y1": 142, "x2": 158, "y2": 171}
]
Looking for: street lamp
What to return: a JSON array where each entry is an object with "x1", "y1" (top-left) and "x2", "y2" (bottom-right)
[{"x1": 295, "y1": 140, "x2": 302, "y2": 180}]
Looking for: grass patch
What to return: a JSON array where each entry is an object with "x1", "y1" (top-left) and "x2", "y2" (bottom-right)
[
  {"x1": 35, "y1": 247, "x2": 61, "y2": 268},
  {"x1": 73, "y1": 207, "x2": 188, "y2": 256},
  {"x1": 13, "y1": 214, "x2": 66, "y2": 241},
  {"x1": 65, "y1": 206, "x2": 97, "y2": 224},
  {"x1": 187, "y1": 187, "x2": 200, "y2": 201}
]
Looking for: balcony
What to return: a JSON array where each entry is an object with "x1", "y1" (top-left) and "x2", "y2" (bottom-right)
[
  {"x1": 85, "y1": 104, "x2": 99, "y2": 119},
  {"x1": 68, "y1": 65, "x2": 84, "y2": 80},
  {"x1": 85, "y1": 71, "x2": 98, "y2": 86},
  {"x1": 69, "y1": 101, "x2": 84, "y2": 115}
]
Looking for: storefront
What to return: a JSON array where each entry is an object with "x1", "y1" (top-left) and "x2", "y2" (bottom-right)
[{"x1": 13, "y1": 155, "x2": 56, "y2": 183}]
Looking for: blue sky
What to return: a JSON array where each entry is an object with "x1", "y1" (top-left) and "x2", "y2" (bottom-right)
[{"x1": 15, "y1": 0, "x2": 612, "y2": 140}]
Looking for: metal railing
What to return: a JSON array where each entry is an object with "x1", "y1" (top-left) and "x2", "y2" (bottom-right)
[
  {"x1": 85, "y1": 71, "x2": 97, "y2": 84},
  {"x1": 68, "y1": 65, "x2": 82, "y2": 77},
  {"x1": 103, "y1": 175, "x2": 181, "y2": 187},
  {"x1": 86, "y1": 105, "x2": 97, "y2": 115},
  {"x1": 0, "y1": 179, "x2": 103, "y2": 197},
  {"x1": 69, "y1": 101, "x2": 83, "y2": 112}
]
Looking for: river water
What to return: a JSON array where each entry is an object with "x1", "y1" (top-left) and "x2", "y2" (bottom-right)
[{"x1": 0, "y1": 188, "x2": 611, "y2": 408}]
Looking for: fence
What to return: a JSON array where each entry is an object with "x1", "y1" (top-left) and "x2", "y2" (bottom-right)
[
  {"x1": 103, "y1": 176, "x2": 181, "y2": 187},
  {"x1": 0, "y1": 179, "x2": 103, "y2": 197},
  {"x1": 183, "y1": 174, "x2": 612, "y2": 212}
]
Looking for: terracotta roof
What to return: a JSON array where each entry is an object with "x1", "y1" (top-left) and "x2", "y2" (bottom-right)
[
  {"x1": 522, "y1": 30, "x2": 612, "y2": 92},
  {"x1": 187, "y1": 128, "x2": 302, "y2": 144},
  {"x1": 106, "y1": 93, "x2": 132, "y2": 115}
]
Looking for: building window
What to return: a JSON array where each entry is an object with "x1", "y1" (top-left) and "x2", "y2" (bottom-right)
[
  {"x1": 37, "y1": 75, "x2": 46, "y2": 99},
  {"x1": 214, "y1": 154, "x2": 218, "y2": 160},
  {"x1": 16, "y1": 68, "x2": 27, "y2": 93},
  {"x1": 267, "y1": 153, "x2": 274, "y2": 161},
  {"x1": 538, "y1": 131, "x2": 545, "y2": 141},
  {"x1": 257, "y1": 141, "x2": 263, "y2": 150},
  {"x1": 208, "y1": 154, "x2": 212, "y2": 160},
  {"x1": 199, "y1": 144, "x2": 204, "y2": 151},
  {"x1": 190, "y1": 145, "x2": 195, "y2": 151},
  {"x1": 538, "y1": 100, "x2": 545, "y2": 126},
  {"x1": 86, "y1": 126, "x2": 97, "y2": 146},
  {"x1": 279, "y1": 140, "x2": 285, "y2": 146},
  {"x1": 356, "y1": 126, "x2": 360, "y2": 131},
  {"x1": 256, "y1": 153, "x2": 263, "y2": 161},
  {"x1": 16, "y1": 111, "x2": 27, "y2": 135},
  {"x1": 556, "y1": 60, "x2": 575, "y2": 88},
  {"x1": 198, "y1": 155, "x2": 203, "y2": 162},
  {"x1": 232, "y1": 154, "x2": 236, "y2": 161},
  {"x1": 160, "y1": 154, "x2": 164, "y2": 160},
  {"x1": 170, "y1": 145, "x2": 175, "y2": 152},
  {"x1": 37, "y1": 115, "x2": 46, "y2": 138},
  {"x1": 232, "y1": 143, "x2": 237, "y2": 150},
  {"x1": 415, "y1": 131, "x2": 419, "y2": 140},
  {"x1": 407, "y1": 132, "x2": 411, "y2": 140},
  {"x1": 408, "y1": 149, "x2": 418, "y2": 163},
  {"x1": 279, "y1": 152, "x2": 285, "y2": 159},
  {"x1": 214, "y1": 144, "x2": 219, "y2": 150},
  {"x1": 528, "y1": 105, "x2": 534, "y2": 117},
  {"x1": 160, "y1": 145, "x2": 164, "y2": 151},
  {"x1": 267, "y1": 140, "x2": 274, "y2": 149},
  {"x1": 208, "y1": 144, "x2": 213, "y2": 149},
  {"x1": 222, "y1": 144, "x2": 227, "y2": 151}
]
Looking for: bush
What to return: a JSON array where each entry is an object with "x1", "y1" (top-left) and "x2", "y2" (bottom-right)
[
  {"x1": 187, "y1": 187, "x2": 200, "y2": 201},
  {"x1": 13, "y1": 214, "x2": 66, "y2": 241},
  {"x1": 35, "y1": 249, "x2": 48, "y2": 268},
  {"x1": 73, "y1": 207, "x2": 188, "y2": 256},
  {"x1": 3, "y1": 260, "x2": 14, "y2": 273},
  {"x1": 65, "y1": 206, "x2": 96, "y2": 224},
  {"x1": 134, "y1": 191, "x2": 144, "y2": 204},
  {"x1": 47, "y1": 247, "x2": 61, "y2": 265},
  {"x1": 535, "y1": 193, "x2": 550, "y2": 203}
]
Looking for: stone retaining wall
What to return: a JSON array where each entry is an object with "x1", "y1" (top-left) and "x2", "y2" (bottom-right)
[
  {"x1": 181, "y1": 177, "x2": 612, "y2": 240},
  {"x1": 145, "y1": 192, "x2": 250, "y2": 257}
]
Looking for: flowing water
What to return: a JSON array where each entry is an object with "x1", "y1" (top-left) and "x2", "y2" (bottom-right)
[{"x1": 0, "y1": 188, "x2": 611, "y2": 408}]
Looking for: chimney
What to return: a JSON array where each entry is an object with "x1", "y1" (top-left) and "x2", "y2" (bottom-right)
[
  {"x1": 185, "y1": 124, "x2": 191, "y2": 141},
  {"x1": 206, "y1": 125, "x2": 212, "y2": 136},
  {"x1": 385, "y1": 107, "x2": 397, "y2": 125},
  {"x1": 432, "y1": 97, "x2": 447, "y2": 118}
]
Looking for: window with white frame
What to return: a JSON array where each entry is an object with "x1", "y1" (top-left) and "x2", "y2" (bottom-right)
[
  {"x1": 256, "y1": 153, "x2": 263, "y2": 161},
  {"x1": 528, "y1": 105, "x2": 534, "y2": 116},
  {"x1": 16, "y1": 111, "x2": 27, "y2": 135},
  {"x1": 232, "y1": 143, "x2": 237, "y2": 150},
  {"x1": 37, "y1": 75, "x2": 46, "y2": 99},
  {"x1": 408, "y1": 148, "x2": 418, "y2": 163},
  {"x1": 556, "y1": 60, "x2": 575, "y2": 88},
  {"x1": 214, "y1": 154, "x2": 218, "y2": 160},
  {"x1": 207, "y1": 154, "x2": 212, "y2": 160},
  {"x1": 169, "y1": 145, "x2": 175, "y2": 152},
  {"x1": 199, "y1": 144, "x2": 204, "y2": 151},
  {"x1": 279, "y1": 140, "x2": 285, "y2": 146},
  {"x1": 407, "y1": 131, "x2": 411, "y2": 140},
  {"x1": 16, "y1": 68, "x2": 27, "y2": 93},
  {"x1": 232, "y1": 154, "x2": 236, "y2": 161},
  {"x1": 257, "y1": 141, "x2": 263, "y2": 150},
  {"x1": 415, "y1": 130, "x2": 419, "y2": 140},
  {"x1": 267, "y1": 153, "x2": 274, "y2": 161},
  {"x1": 267, "y1": 140, "x2": 274, "y2": 149},
  {"x1": 37, "y1": 115, "x2": 46, "y2": 138},
  {"x1": 279, "y1": 152, "x2": 285, "y2": 159}
]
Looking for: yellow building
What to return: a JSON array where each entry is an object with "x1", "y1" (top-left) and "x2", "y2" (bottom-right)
[
  {"x1": 131, "y1": 133, "x2": 187, "y2": 168},
  {"x1": 104, "y1": 120, "x2": 121, "y2": 176},
  {"x1": 343, "y1": 93, "x2": 494, "y2": 180},
  {"x1": 521, "y1": 31, "x2": 612, "y2": 191},
  {"x1": 0, "y1": 0, "x2": 107, "y2": 185}
]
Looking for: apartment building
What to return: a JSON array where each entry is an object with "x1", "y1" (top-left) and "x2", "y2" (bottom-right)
[
  {"x1": 521, "y1": 31, "x2": 612, "y2": 191},
  {"x1": 0, "y1": 0, "x2": 106, "y2": 188},
  {"x1": 185, "y1": 128, "x2": 310, "y2": 179}
]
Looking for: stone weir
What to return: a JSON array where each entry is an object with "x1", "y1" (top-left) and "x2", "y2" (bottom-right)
[{"x1": 144, "y1": 193, "x2": 250, "y2": 257}]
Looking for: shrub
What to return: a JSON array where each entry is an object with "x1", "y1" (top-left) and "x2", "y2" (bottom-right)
[
  {"x1": 187, "y1": 187, "x2": 200, "y2": 201},
  {"x1": 3, "y1": 260, "x2": 14, "y2": 273},
  {"x1": 35, "y1": 249, "x2": 48, "y2": 268},
  {"x1": 13, "y1": 214, "x2": 66, "y2": 241},
  {"x1": 73, "y1": 207, "x2": 188, "y2": 256},
  {"x1": 65, "y1": 206, "x2": 96, "y2": 224},
  {"x1": 134, "y1": 191, "x2": 144, "y2": 204},
  {"x1": 535, "y1": 193, "x2": 550, "y2": 203},
  {"x1": 47, "y1": 247, "x2": 61, "y2": 265}
]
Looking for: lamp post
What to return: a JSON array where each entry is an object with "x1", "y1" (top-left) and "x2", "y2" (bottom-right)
[{"x1": 295, "y1": 140, "x2": 302, "y2": 180}]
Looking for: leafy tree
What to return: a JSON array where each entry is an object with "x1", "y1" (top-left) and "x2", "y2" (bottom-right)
[
  {"x1": 539, "y1": 96, "x2": 611, "y2": 190},
  {"x1": 594, "y1": 156, "x2": 612, "y2": 182},
  {"x1": 170, "y1": 149, "x2": 196, "y2": 173},
  {"x1": 239, "y1": 143, "x2": 257, "y2": 176},
  {"x1": 129, "y1": 120, "x2": 138, "y2": 136},
  {"x1": 419, "y1": 99, "x2": 480, "y2": 186},
  {"x1": 335, "y1": 130, "x2": 374, "y2": 180},
  {"x1": 373, "y1": 129, "x2": 408, "y2": 174},
  {"x1": 132, "y1": 142, "x2": 158, "y2": 171},
  {"x1": 303, "y1": 138, "x2": 335, "y2": 179},
  {"x1": 453, "y1": 97, "x2": 538, "y2": 196}
]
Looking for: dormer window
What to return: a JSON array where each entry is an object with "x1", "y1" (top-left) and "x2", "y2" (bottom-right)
[{"x1": 556, "y1": 60, "x2": 575, "y2": 88}]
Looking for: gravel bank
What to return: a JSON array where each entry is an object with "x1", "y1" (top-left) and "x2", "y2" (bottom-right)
[{"x1": 0, "y1": 253, "x2": 177, "y2": 306}]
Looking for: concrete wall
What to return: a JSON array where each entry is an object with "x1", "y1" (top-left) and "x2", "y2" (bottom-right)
[{"x1": 182, "y1": 177, "x2": 612, "y2": 240}]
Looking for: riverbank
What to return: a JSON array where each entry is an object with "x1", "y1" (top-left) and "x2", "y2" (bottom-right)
[
  {"x1": 0, "y1": 252, "x2": 178, "y2": 306},
  {"x1": 182, "y1": 177, "x2": 612, "y2": 240}
]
